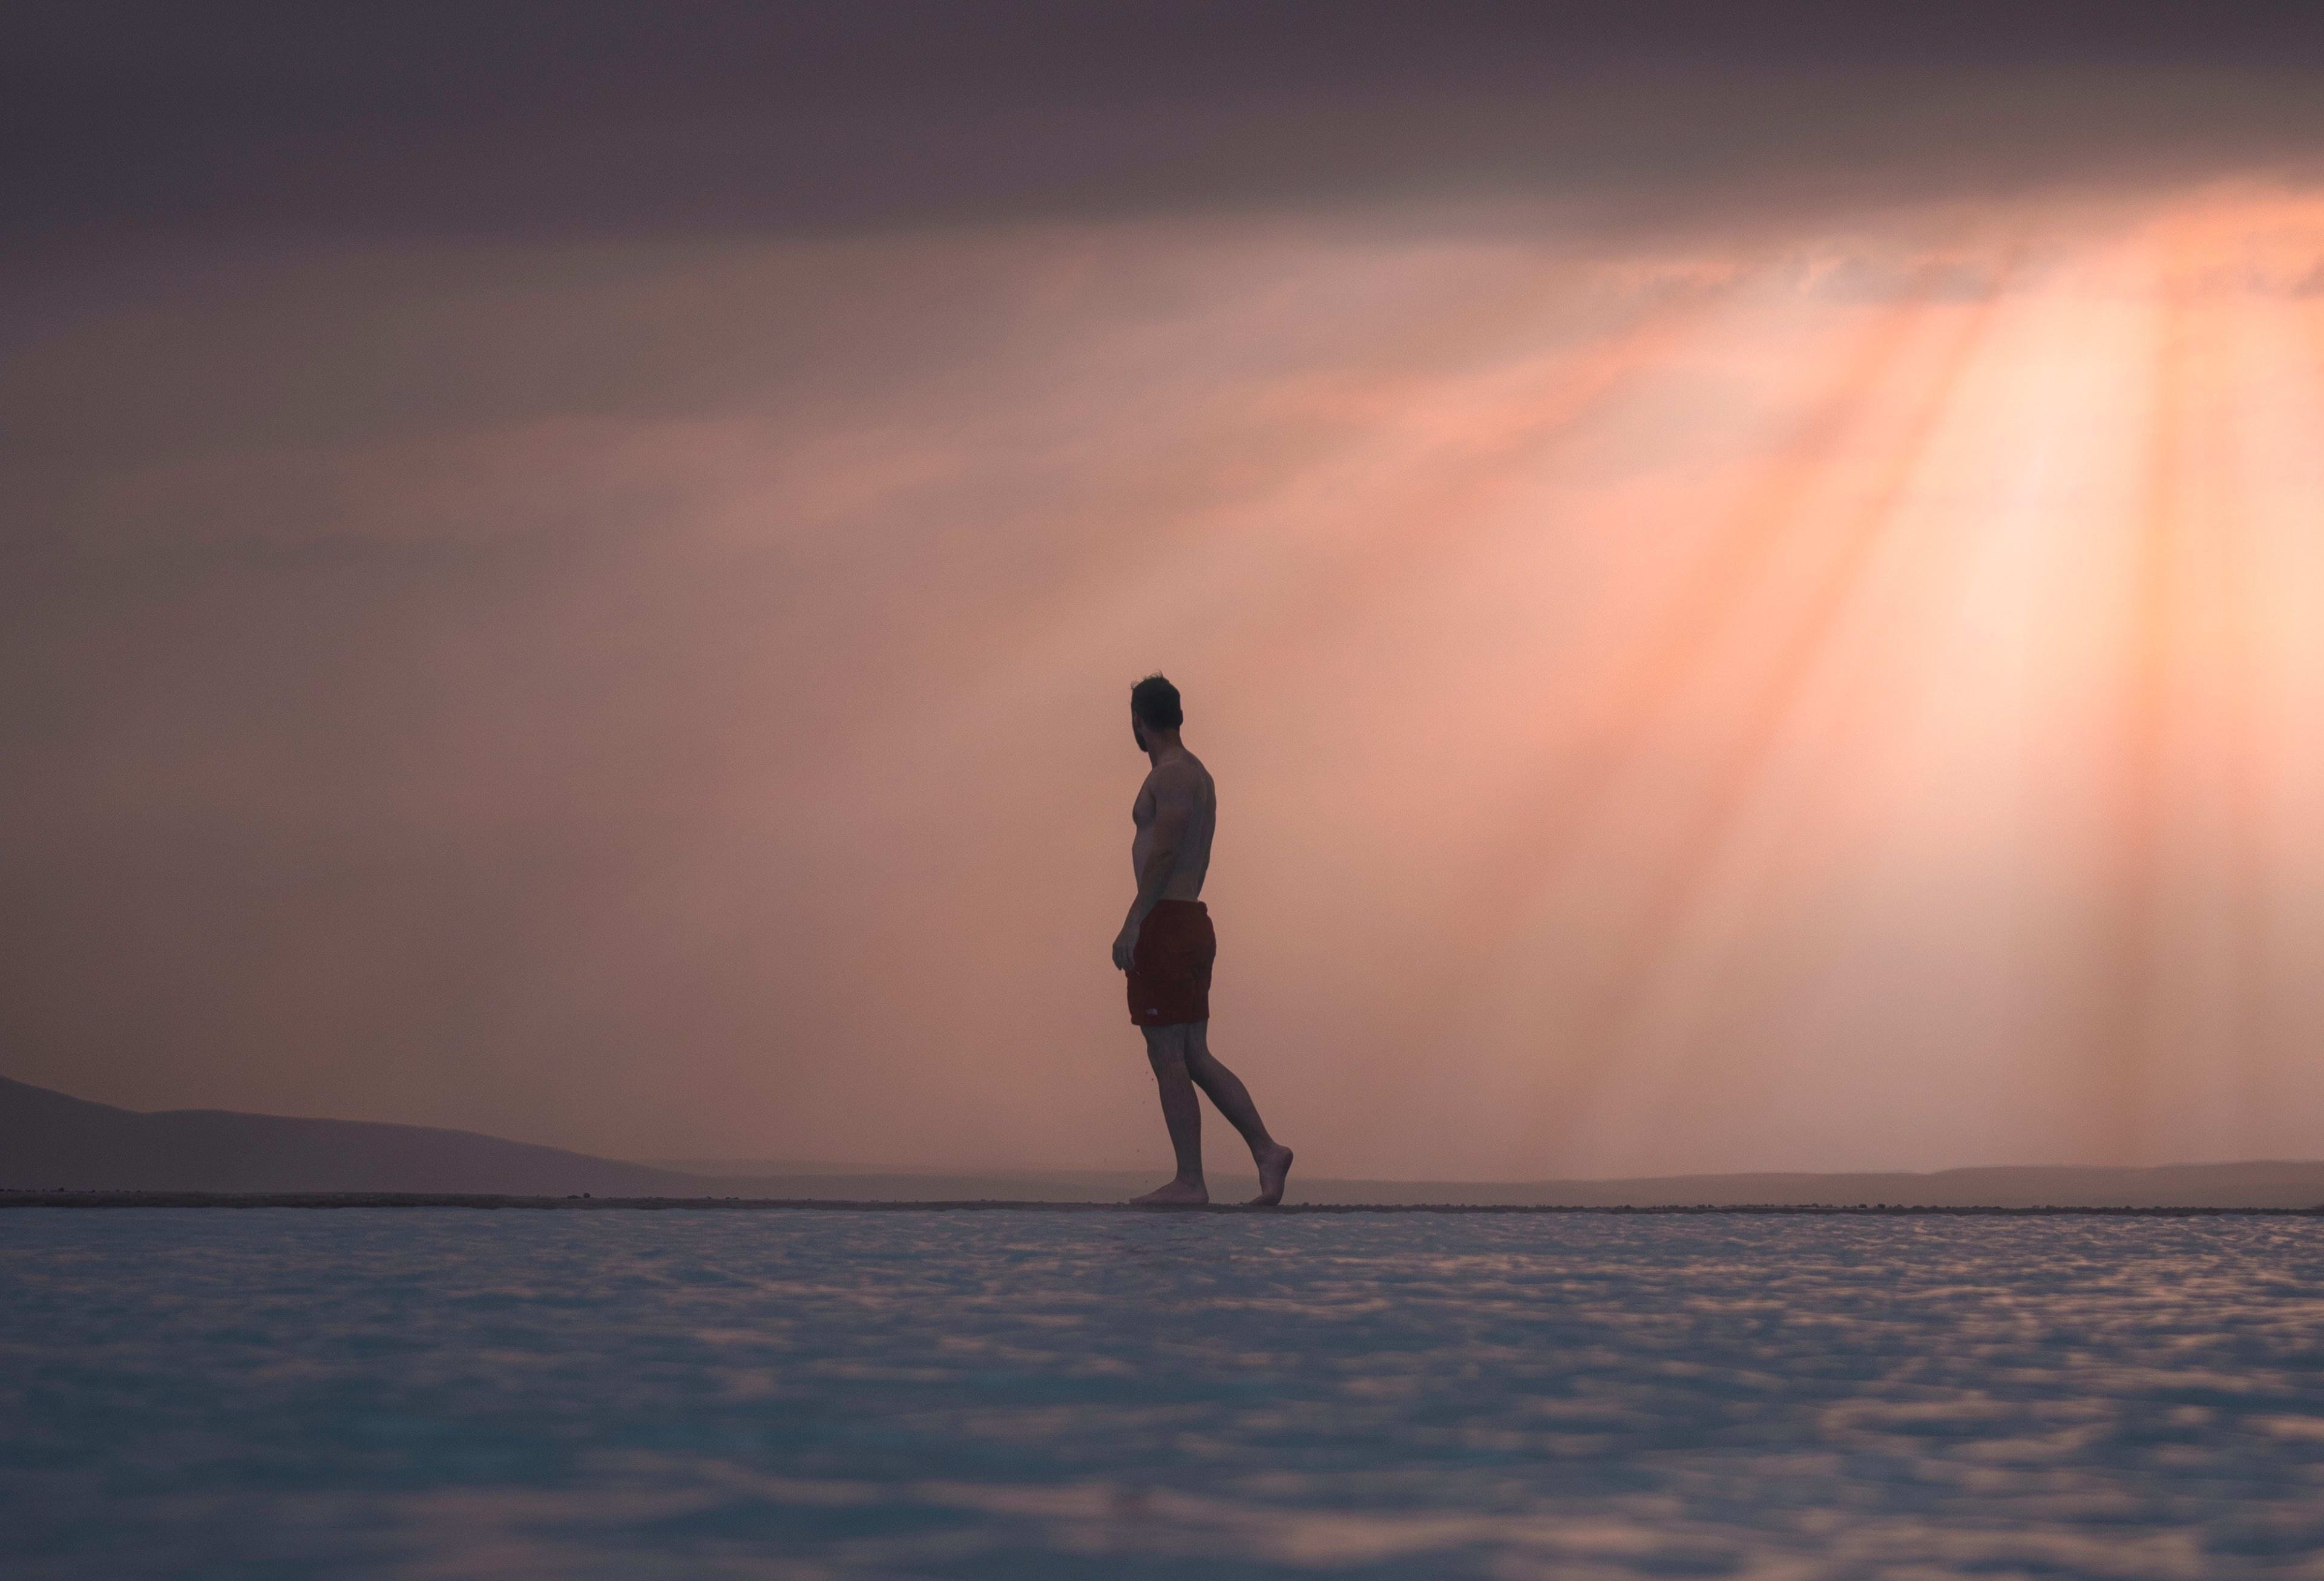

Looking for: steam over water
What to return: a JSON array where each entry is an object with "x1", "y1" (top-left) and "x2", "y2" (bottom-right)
[{"x1": 6, "y1": 1209, "x2": 2323, "y2": 1577}]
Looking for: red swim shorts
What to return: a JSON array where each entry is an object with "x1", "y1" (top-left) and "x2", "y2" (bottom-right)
[{"x1": 1127, "y1": 899, "x2": 1215, "y2": 1027}]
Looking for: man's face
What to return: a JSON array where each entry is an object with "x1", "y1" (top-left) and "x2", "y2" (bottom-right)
[{"x1": 1132, "y1": 713, "x2": 1149, "y2": 753}]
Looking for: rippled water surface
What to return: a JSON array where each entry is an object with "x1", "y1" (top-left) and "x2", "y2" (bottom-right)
[{"x1": 6, "y1": 1209, "x2": 2324, "y2": 1578}]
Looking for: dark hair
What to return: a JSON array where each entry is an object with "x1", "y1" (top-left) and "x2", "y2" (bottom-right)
[{"x1": 1130, "y1": 673, "x2": 1183, "y2": 730}]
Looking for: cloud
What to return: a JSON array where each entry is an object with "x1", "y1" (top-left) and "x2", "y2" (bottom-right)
[
  {"x1": 1800, "y1": 255, "x2": 2007, "y2": 304},
  {"x1": 7, "y1": 3, "x2": 2324, "y2": 263},
  {"x1": 13, "y1": 13, "x2": 2324, "y2": 1179}
]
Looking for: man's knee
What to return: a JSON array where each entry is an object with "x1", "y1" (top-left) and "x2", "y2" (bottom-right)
[
  {"x1": 1143, "y1": 1024, "x2": 1195, "y2": 1073},
  {"x1": 1177, "y1": 1023, "x2": 1215, "y2": 1072}
]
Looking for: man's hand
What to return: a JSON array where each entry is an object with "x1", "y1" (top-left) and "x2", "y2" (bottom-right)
[{"x1": 1112, "y1": 918, "x2": 1141, "y2": 973}]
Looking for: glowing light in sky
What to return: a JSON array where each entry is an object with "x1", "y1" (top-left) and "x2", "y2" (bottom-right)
[
  {"x1": 1384, "y1": 186, "x2": 2324, "y2": 1173},
  {"x1": 10, "y1": 184, "x2": 2324, "y2": 1177}
]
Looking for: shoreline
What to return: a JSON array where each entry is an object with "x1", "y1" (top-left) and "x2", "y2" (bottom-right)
[{"x1": 4, "y1": 1190, "x2": 2322, "y2": 1215}]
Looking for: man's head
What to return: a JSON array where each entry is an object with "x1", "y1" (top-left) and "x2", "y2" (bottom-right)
[{"x1": 1130, "y1": 673, "x2": 1182, "y2": 751}]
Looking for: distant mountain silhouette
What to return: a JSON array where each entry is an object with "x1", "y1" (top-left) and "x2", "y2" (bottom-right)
[
  {"x1": 0, "y1": 1075, "x2": 704, "y2": 1195},
  {"x1": 7, "y1": 1075, "x2": 2323, "y2": 1205},
  {"x1": 1272, "y1": 1164, "x2": 2324, "y2": 1210},
  {"x1": 615, "y1": 1162, "x2": 2324, "y2": 1208}
]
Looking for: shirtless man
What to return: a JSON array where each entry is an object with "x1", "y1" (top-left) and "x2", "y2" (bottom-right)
[{"x1": 1111, "y1": 674, "x2": 1294, "y2": 1207}]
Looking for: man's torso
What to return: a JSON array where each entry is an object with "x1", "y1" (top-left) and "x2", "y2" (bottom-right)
[{"x1": 1132, "y1": 751, "x2": 1216, "y2": 902}]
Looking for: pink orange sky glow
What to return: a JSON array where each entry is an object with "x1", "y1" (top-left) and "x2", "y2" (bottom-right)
[{"x1": 10, "y1": 182, "x2": 2324, "y2": 1180}]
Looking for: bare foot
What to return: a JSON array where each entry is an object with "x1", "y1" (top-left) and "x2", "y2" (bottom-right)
[
  {"x1": 1247, "y1": 1144, "x2": 1293, "y2": 1207},
  {"x1": 1131, "y1": 1177, "x2": 1209, "y2": 1206}
]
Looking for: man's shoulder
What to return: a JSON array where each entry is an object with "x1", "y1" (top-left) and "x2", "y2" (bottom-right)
[{"x1": 1149, "y1": 753, "x2": 1209, "y2": 796}]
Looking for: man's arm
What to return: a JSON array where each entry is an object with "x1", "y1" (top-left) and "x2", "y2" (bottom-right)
[{"x1": 1113, "y1": 768, "x2": 1194, "y2": 971}]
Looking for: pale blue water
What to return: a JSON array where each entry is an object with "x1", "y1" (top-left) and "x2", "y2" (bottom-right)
[{"x1": 5, "y1": 1211, "x2": 2323, "y2": 1579}]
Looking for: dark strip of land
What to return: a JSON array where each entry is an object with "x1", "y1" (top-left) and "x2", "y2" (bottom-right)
[
  {"x1": 4, "y1": 1191, "x2": 2321, "y2": 1215},
  {"x1": 14, "y1": 1076, "x2": 2324, "y2": 1209}
]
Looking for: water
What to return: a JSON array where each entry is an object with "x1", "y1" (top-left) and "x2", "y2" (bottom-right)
[{"x1": 4, "y1": 1209, "x2": 2323, "y2": 1579}]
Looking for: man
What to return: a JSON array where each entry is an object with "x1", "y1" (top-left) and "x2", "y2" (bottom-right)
[{"x1": 1112, "y1": 674, "x2": 1294, "y2": 1206}]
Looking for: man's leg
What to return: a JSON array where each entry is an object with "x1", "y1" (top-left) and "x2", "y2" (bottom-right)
[
  {"x1": 1183, "y1": 1023, "x2": 1295, "y2": 1206},
  {"x1": 1131, "y1": 1023, "x2": 1209, "y2": 1206}
]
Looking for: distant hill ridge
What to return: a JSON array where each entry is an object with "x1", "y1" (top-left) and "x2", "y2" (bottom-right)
[
  {"x1": 0, "y1": 1074, "x2": 704, "y2": 1196},
  {"x1": 6, "y1": 1075, "x2": 2323, "y2": 1206}
]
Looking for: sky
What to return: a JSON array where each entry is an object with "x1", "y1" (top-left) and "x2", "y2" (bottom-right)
[{"x1": 8, "y1": 3, "x2": 2324, "y2": 1180}]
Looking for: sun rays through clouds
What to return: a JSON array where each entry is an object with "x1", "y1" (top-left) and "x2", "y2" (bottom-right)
[{"x1": 11, "y1": 185, "x2": 2324, "y2": 1177}]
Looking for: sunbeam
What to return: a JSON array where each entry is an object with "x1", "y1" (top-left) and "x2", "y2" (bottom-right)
[{"x1": 12, "y1": 185, "x2": 2324, "y2": 1177}]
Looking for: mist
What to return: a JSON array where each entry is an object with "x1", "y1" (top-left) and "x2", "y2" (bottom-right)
[{"x1": 9, "y1": 7, "x2": 2324, "y2": 1179}]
